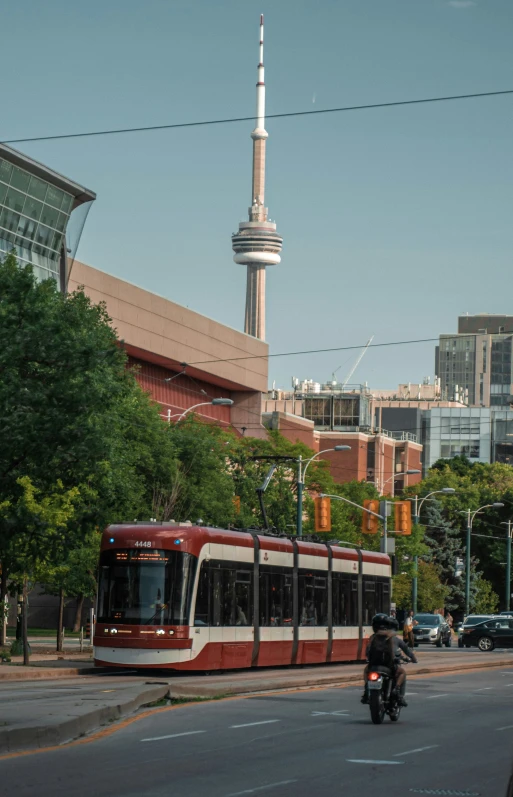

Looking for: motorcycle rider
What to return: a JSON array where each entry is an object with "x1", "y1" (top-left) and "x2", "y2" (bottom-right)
[{"x1": 361, "y1": 614, "x2": 417, "y2": 707}]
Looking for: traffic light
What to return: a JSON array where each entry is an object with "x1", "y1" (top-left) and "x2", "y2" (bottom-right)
[
  {"x1": 314, "y1": 496, "x2": 331, "y2": 532},
  {"x1": 362, "y1": 499, "x2": 380, "y2": 534},
  {"x1": 233, "y1": 496, "x2": 241, "y2": 514},
  {"x1": 394, "y1": 501, "x2": 412, "y2": 535}
]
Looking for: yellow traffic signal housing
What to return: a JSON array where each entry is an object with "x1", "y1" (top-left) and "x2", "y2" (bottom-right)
[
  {"x1": 314, "y1": 496, "x2": 331, "y2": 532},
  {"x1": 394, "y1": 501, "x2": 412, "y2": 535},
  {"x1": 233, "y1": 496, "x2": 241, "y2": 514},
  {"x1": 362, "y1": 499, "x2": 380, "y2": 534}
]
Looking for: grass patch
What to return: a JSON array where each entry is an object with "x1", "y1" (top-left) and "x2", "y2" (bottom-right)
[
  {"x1": 170, "y1": 694, "x2": 227, "y2": 705},
  {"x1": 7, "y1": 628, "x2": 81, "y2": 638},
  {"x1": 145, "y1": 697, "x2": 172, "y2": 708}
]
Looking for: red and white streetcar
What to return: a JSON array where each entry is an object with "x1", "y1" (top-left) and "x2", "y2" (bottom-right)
[{"x1": 94, "y1": 522, "x2": 391, "y2": 671}]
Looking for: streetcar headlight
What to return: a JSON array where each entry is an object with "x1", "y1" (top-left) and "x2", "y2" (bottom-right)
[
  {"x1": 169, "y1": 630, "x2": 175, "y2": 635},
  {"x1": 156, "y1": 629, "x2": 165, "y2": 636}
]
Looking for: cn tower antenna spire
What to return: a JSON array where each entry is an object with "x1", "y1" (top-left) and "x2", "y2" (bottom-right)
[{"x1": 231, "y1": 14, "x2": 283, "y2": 341}]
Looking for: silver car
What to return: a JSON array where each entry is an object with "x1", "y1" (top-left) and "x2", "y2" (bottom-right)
[{"x1": 413, "y1": 613, "x2": 452, "y2": 647}]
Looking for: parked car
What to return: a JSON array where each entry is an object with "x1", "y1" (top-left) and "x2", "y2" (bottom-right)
[
  {"x1": 413, "y1": 613, "x2": 452, "y2": 647},
  {"x1": 457, "y1": 614, "x2": 497, "y2": 647},
  {"x1": 460, "y1": 617, "x2": 513, "y2": 651}
]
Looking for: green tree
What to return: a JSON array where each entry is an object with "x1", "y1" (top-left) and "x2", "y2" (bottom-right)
[
  {"x1": 417, "y1": 561, "x2": 450, "y2": 613},
  {"x1": 404, "y1": 459, "x2": 513, "y2": 609},
  {"x1": 36, "y1": 530, "x2": 101, "y2": 649},
  {"x1": 422, "y1": 501, "x2": 467, "y2": 611},
  {"x1": 0, "y1": 476, "x2": 79, "y2": 661},
  {"x1": 473, "y1": 576, "x2": 500, "y2": 614},
  {"x1": 0, "y1": 254, "x2": 181, "y2": 644}
]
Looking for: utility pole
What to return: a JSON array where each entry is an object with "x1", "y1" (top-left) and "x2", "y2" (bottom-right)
[{"x1": 501, "y1": 520, "x2": 513, "y2": 612}]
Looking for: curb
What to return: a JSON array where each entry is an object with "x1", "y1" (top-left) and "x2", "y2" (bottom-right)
[
  {"x1": 0, "y1": 667, "x2": 97, "y2": 681},
  {"x1": 0, "y1": 684, "x2": 170, "y2": 755},
  {"x1": 168, "y1": 657, "x2": 513, "y2": 699}
]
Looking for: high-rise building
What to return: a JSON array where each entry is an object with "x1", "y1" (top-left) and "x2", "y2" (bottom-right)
[
  {"x1": 435, "y1": 314, "x2": 513, "y2": 407},
  {"x1": 0, "y1": 144, "x2": 95, "y2": 290},
  {"x1": 232, "y1": 16, "x2": 283, "y2": 340}
]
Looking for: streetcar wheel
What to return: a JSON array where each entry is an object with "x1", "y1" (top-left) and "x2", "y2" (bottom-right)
[{"x1": 369, "y1": 689, "x2": 386, "y2": 725}]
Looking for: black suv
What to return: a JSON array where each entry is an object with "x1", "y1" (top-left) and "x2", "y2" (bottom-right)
[
  {"x1": 461, "y1": 618, "x2": 513, "y2": 651},
  {"x1": 412, "y1": 613, "x2": 452, "y2": 647}
]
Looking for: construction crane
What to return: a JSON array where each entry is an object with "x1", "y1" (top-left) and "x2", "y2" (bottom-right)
[{"x1": 339, "y1": 335, "x2": 374, "y2": 390}]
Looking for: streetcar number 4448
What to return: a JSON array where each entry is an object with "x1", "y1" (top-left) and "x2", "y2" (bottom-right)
[{"x1": 134, "y1": 540, "x2": 152, "y2": 548}]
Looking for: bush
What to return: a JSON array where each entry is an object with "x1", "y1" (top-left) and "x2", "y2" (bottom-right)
[{"x1": 0, "y1": 648, "x2": 11, "y2": 663}]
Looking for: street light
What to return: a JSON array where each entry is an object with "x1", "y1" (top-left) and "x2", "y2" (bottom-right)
[
  {"x1": 382, "y1": 469, "x2": 421, "y2": 490},
  {"x1": 464, "y1": 503, "x2": 504, "y2": 616},
  {"x1": 409, "y1": 488, "x2": 456, "y2": 614},
  {"x1": 174, "y1": 398, "x2": 233, "y2": 422},
  {"x1": 296, "y1": 446, "x2": 351, "y2": 536}
]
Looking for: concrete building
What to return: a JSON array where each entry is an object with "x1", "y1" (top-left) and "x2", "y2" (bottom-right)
[
  {"x1": 0, "y1": 144, "x2": 95, "y2": 290},
  {"x1": 436, "y1": 314, "x2": 513, "y2": 408},
  {"x1": 69, "y1": 261, "x2": 268, "y2": 436},
  {"x1": 263, "y1": 410, "x2": 422, "y2": 496},
  {"x1": 232, "y1": 15, "x2": 283, "y2": 340}
]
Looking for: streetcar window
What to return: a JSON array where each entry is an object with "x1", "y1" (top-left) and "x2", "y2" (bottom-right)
[
  {"x1": 362, "y1": 576, "x2": 377, "y2": 625},
  {"x1": 193, "y1": 560, "x2": 252, "y2": 627},
  {"x1": 194, "y1": 565, "x2": 210, "y2": 626},
  {"x1": 299, "y1": 569, "x2": 328, "y2": 626},
  {"x1": 332, "y1": 574, "x2": 355, "y2": 626},
  {"x1": 97, "y1": 549, "x2": 196, "y2": 625},
  {"x1": 259, "y1": 565, "x2": 292, "y2": 627}
]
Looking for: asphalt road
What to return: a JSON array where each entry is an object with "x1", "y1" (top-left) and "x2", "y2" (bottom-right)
[{"x1": 1, "y1": 666, "x2": 513, "y2": 797}]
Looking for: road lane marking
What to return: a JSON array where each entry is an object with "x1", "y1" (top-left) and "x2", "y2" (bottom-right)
[
  {"x1": 496, "y1": 724, "x2": 513, "y2": 731},
  {"x1": 230, "y1": 720, "x2": 280, "y2": 729},
  {"x1": 311, "y1": 710, "x2": 350, "y2": 716},
  {"x1": 226, "y1": 780, "x2": 297, "y2": 796},
  {"x1": 475, "y1": 687, "x2": 493, "y2": 691},
  {"x1": 426, "y1": 694, "x2": 449, "y2": 699},
  {"x1": 347, "y1": 759, "x2": 403, "y2": 765},
  {"x1": 394, "y1": 745, "x2": 439, "y2": 757},
  {"x1": 141, "y1": 730, "x2": 206, "y2": 742},
  {"x1": 405, "y1": 692, "x2": 418, "y2": 696}
]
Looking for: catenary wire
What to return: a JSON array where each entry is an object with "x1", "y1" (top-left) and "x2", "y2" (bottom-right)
[
  {"x1": 186, "y1": 328, "x2": 513, "y2": 366},
  {"x1": 2, "y1": 89, "x2": 513, "y2": 145}
]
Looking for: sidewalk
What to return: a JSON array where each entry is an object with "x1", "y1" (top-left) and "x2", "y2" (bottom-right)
[
  {"x1": 0, "y1": 678, "x2": 171, "y2": 755},
  {"x1": 0, "y1": 647, "x2": 511, "y2": 755}
]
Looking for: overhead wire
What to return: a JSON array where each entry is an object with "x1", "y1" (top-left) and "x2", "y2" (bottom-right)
[{"x1": 2, "y1": 89, "x2": 513, "y2": 145}]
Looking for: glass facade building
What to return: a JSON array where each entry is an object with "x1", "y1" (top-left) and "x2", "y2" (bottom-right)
[
  {"x1": 0, "y1": 144, "x2": 95, "y2": 289},
  {"x1": 436, "y1": 316, "x2": 513, "y2": 409},
  {"x1": 421, "y1": 406, "x2": 513, "y2": 474}
]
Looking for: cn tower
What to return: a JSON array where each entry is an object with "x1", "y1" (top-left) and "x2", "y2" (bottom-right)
[{"x1": 232, "y1": 15, "x2": 283, "y2": 341}]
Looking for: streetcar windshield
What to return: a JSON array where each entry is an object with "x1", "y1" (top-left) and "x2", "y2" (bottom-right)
[{"x1": 97, "y1": 549, "x2": 197, "y2": 625}]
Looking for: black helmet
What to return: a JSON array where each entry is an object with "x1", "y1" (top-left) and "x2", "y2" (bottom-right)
[{"x1": 372, "y1": 613, "x2": 390, "y2": 632}]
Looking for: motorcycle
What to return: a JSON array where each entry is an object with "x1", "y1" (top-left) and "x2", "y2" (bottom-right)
[{"x1": 367, "y1": 656, "x2": 410, "y2": 725}]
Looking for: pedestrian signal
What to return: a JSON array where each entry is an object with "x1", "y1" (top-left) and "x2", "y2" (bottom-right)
[
  {"x1": 314, "y1": 496, "x2": 331, "y2": 532},
  {"x1": 394, "y1": 501, "x2": 412, "y2": 535},
  {"x1": 362, "y1": 499, "x2": 380, "y2": 534}
]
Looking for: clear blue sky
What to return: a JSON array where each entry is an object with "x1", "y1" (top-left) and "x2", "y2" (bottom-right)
[{"x1": 3, "y1": 0, "x2": 512, "y2": 389}]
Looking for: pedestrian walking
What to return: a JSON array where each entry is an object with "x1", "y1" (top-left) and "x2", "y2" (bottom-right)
[{"x1": 403, "y1": 610, "x2": 417, "y2": 648}]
